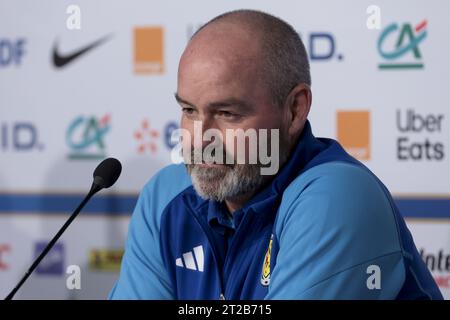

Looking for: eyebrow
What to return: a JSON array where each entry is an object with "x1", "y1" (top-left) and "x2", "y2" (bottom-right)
[{"x1": 174, "y1": 93, "x2": 253, "y2": 112}]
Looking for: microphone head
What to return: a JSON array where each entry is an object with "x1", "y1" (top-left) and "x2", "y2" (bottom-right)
[{"x1": 93, "y1": 158, "x2": 122, "y2": 189}]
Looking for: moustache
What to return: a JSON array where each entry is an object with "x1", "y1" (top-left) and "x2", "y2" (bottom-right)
[{"x1": 185, "y1": 147, "x2": 235, "y2": 167}]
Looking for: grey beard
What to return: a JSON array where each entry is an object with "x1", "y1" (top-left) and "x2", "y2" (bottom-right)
[
  {"x1": 187, "y1": 163, "x2": 265, "y2": 202},
  {"x1": 186, "y1": 142, "x2": 290, "y2": 202}
]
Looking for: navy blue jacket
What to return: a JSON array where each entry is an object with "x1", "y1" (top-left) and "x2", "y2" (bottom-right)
[{"x1": 110, "y1": 121, "x2": 442, "y2": 299}]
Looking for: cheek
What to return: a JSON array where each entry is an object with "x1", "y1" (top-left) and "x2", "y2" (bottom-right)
[
  {"x1": 245, "y1": 108, "x2": 284, "y2": 129},
  {"x1": 180, "y1": 115, "x2": 190, "y2": 129},
  {"x1": 181, "y1": 132, "x2": 191, "y2": 154},
  {"x1": 181, "y1": 116, "x2": 197, "y2": 136},
  {"x1": 223, "y1": 140, "x2": 236, "y2": 158},
  {"x1": 261, "y1": 114, "x2": 285, "y2": 130},
  {"x1": 181, "y1": 117, "x2": 206, "y2": 150},
  {"x1": 180, "y1": 117, "x2": 193, "y2": 150},
  {"x1": 221, "y1": 115, "x2": 285, "y2": 160}
]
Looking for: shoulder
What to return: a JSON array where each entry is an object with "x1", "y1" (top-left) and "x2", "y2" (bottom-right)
[
  {"x1": 281, "y1": 161, "x2": 395, "y2": 217},
  {"x1": 141, "y1": 164, "x2": 192, "y2": 201},
  {"x1": 136, "y1": 164, "x2": 192, "y2": 226},
  {"x1": 276, "y1": 161, "x2": 402, "y2": 256}
]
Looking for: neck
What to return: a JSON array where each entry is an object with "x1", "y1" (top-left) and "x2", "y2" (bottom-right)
[
  {"x1": 224, "y1": 191, "x2": 255, "y2": 214},
  {"x1": 224, "y1": 174, "x2": 275, "y2": 214},
  {"x1": 222, "y1": 134, "x2": 300, "y2": 214}
]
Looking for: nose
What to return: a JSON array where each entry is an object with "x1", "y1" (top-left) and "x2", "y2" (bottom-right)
[{"x1": 192, "y1": 116, "x2": 218, "y2": 150}]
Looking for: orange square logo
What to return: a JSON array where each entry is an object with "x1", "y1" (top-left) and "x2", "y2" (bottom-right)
[
  {"x1": 134, "y1": 27, "x2": 164, "y2": 74},
  {"x1": 337, "y1": 111, "x2": 370, "y2": 160}
]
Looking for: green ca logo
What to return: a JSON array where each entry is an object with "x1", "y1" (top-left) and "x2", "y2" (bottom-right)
[
  {"x1": 378, "y1": 20, "x2": 427, "y2": 70},
  {"x1": 66, "y1": 114, "x2": 111, "y2": 160}
]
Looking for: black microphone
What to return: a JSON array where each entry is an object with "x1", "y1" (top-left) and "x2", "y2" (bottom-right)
[{"x1": 4, "y1": 157, "x2": 122, "y2": 300}]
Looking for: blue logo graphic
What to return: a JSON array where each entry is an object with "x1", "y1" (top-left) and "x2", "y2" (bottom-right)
[
  {"x1": 66, "y1": 114, "x2": 111, "y2": 160},
  {"x1": 0, "y1": 38, "x2": 26, "y2": 67},
  {"x1": 0, "y1": 122, "x2": 44, "y2": 152},
  {"x1": 164, "y1": 121, "x2": 180, "y2": 149},
  {"x1": 35, "y1": 241, "x2": 65, "y2": 275},
  {"x1": 187, "y1": 24, "x2": 343, "y2": 62},
  {"x1": 307, "y1": 32, "x2": 343, "y2": 61}
]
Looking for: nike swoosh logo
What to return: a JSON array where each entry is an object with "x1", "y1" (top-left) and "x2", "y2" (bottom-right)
[{"x1": 52, "y1": 34, "x2": 112, "y2": 68}]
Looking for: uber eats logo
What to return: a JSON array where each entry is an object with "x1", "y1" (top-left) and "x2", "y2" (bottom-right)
[{"x1": 396, "y1": 109, "x2": 445, "y2": 161}]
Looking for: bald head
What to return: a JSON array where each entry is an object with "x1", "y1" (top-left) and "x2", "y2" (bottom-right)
[
  {"x1": 176, "y1": 10, "x2": 312, "y2": 206},
  {"x1": 180, "y1": 18, "x2": 262, "y2": 92},
  {"x1": 184, "y1": 9, "x2": 311, "y2": 108}
]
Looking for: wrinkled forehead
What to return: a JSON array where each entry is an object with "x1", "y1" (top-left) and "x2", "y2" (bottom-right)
[
  {"x1": 180, "y1": 22, "x2": 263, "y2": 77},
  {"x1": 177, "y1": 23, "x2": 266, "y2": 104}
]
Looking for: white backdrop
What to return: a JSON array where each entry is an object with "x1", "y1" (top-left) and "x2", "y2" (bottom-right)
[{"x1": 0, "y1": 0, "x2": 449, "y2": 299}]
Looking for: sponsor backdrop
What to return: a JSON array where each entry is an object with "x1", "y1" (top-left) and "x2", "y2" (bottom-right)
[{"x1": 1, "y1": 0, "x2": 449, "y2": 299}]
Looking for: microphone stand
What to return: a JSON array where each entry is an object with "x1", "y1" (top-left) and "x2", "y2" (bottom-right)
[{"x1": 4, "y1": 183, "x2": 102, "y2": 300}]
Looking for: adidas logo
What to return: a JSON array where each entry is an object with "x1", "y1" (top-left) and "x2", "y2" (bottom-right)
[{"x1": 175, "y1": 245, "x2": 204, "y2": 272}]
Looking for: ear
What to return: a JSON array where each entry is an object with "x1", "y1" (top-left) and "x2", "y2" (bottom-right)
[{"x1": 284, "y1": 83, "x2": 312, "y2": 138}]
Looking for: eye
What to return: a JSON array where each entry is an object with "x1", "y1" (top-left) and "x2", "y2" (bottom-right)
[
  {"x1": 182, "y1": 107, "x2": 195, "y2": 115},
  {"x1": 217, "y1": 110, "x2": 236, "y2": 118}
]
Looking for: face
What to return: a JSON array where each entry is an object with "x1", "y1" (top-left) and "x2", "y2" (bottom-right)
[{"x1": 176, "y1": 27, "x2": 291, "y2": 202}]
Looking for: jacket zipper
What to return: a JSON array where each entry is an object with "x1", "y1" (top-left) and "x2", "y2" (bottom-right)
[
  {"x1": 222, "y1": 208, "x2": 259, "y2": 290},
  {"x1": 188, "y1": 208, "x2": 226, "y2": 299}
]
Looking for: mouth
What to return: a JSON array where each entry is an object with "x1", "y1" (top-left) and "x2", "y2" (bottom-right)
[{"x1": 196, "y1": 162, "x2": 226, "y2": 167}]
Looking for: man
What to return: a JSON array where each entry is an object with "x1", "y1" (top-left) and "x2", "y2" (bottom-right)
[{"x1": 110, "y1": 10, "x2": 442, "y2": 299}]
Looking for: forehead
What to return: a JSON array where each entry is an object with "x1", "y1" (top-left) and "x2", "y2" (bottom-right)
[
  {"x1": 179, "y1": 56, "x2": 253, "y2": 90},
  {"x1": 177, "y1": 26, "x2": 266, "y2": 105}
]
